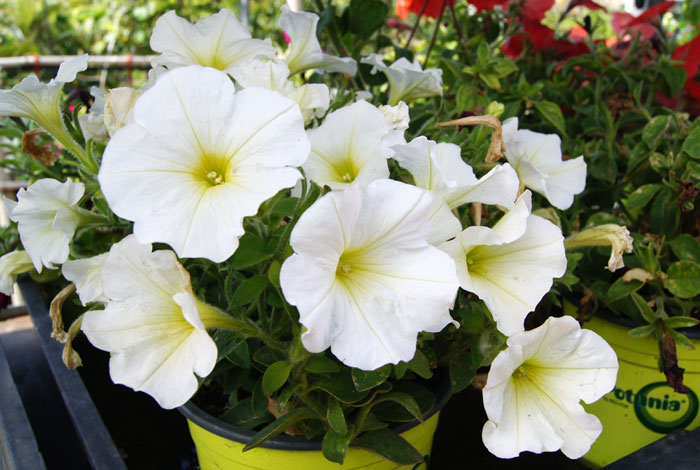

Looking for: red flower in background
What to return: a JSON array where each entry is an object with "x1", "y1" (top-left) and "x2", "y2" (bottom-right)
[
  {"x1": 611, "y1": 1, "x2": 674, "y2": 40},
  {"x1": 672, "y1": 35, "x2": 700, "y2": 102},
  {"x1": 395, "y1": 0, "x2": 455, "y2": 19}
]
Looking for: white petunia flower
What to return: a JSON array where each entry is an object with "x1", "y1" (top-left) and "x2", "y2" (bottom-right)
[
  {"x1": 103, "y1": 87, "x2": 140, "y2": 137},
  {"x1": 280, "y1": 179, "x2": 459, "y2": 370},
  {"x1": 80, "y1": 235, "x2": 228, "y2": 409},
  {"x1": 482, "y1": 316, "x2": 618, "y2": 459},
  {"x1": 0, "y1": 251, "x2": 34, "y2": 295},
  {"x1": 0, "y1": 54, "x2": 90, "y2": 166},
  {"x1": 392, "y1": 136, "x2": 520, "y2": 210},
  {"x1": 62, "y1": 253, "x2": 108, "y2": 305},
  {"x1": 150, "y1": 9, "x2": 275, "y2": 73},
  {"x1": 502, "y1": 117, "x2": 586, "y2": 210},
  {"x1": 280, "y1": 5, "x2": 357, "y2": 76},
  {"x1": 565, "y1": 224, "x2": 634, "y2": 272},
  {"x1": 230, "y1": 59, "x2": 329, "y2": 123},
  {"x1": 378, "y1": 101, "x2": 410, "y2": 158},
  {"x1": 360, "y1": 54, "x2": 442, "y2": 106},
  {"x1": 304, "y1": 100, "x2": 389, "y2": 190},
  {"x1": 439, "y1": 192, "x2": 566, "y2": 335},
  {"x1": 78, "y1": 86, "x2": 108, "y2": 141},
  {"x1": 98, "y1": 65, "x2": 309, "y2": 263},
  {"x1": 7, "y1": 179, "x2": 86, "y2": 272}
]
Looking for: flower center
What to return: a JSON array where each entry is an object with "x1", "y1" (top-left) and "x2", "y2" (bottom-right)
[
  {"x1": 337, "y1": 261, "x2": 352, "y2": 275},
  {"x1": 331, "y1": 157, "x2": 359, "y2": 184},
  {"x1": 512, "y1": 365, "x2": 527, "y2": 379},
  {"x1": 206, "y1": 171, "x2": 224, "y2": 186},
  {"x1": 194, "y1": 152, "x2": 231, "y2": 187}
]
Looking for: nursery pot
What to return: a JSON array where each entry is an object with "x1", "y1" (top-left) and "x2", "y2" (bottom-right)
[
  {"x1": 179, "y1": 373, "x2": 451, "y2": 470},
  {"x1": 581, "y1": 312, "x2": 700, "y2": 468}
]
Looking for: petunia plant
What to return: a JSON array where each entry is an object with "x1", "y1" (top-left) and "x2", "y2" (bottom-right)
[{"x1": 0, "y1": 1, "x2": 636, "y2": 466}]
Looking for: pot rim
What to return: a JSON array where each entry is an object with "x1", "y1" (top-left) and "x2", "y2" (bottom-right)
[{"x1": 178, "y1": 369, "x2": 452, "y2": 451}]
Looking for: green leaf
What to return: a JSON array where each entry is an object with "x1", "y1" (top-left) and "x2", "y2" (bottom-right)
[
  {"x1": 244, "y1": 408, "x2": 318, "y2": 451},
  {"x1": 268, "y1": 261, "x2": 281, "y2": 288},
  {"x1": 477, "y1": 41, "x2": 490, "y2": 65},
  {"x1": 665, "y1": 261, "x2": 700, "y2": 298},
  {"x1": 371, "y1": 392, "x2": 423, "y2": 422},
  {"x1": 671, "y1": 234, "x2": 700, "y2": 263},
  {"x1": 348, "y1": 0, "x2": 388, "y2": 35},
  {"x1": 406, "y1": 349, "x2": 432, "y2": 379},
  {"x1": 372, "y1": 382, "x2": 434, "y2": 422},
  {"x1": 394, "y1": 361, "x2": 408, "y2": 380},
  {"x1": 492, "y1": 59, "x2": 518, "y2": 78},
  {"x1": 262, "y1": 361, "x2": 292, "y2": 395},
  {"x1": 270, "y1": 197, "x2": 298, "y2": 216},
  {"x1": 277, "y1": 383, "x2": 301, "y2": 414},
  {"x1": 449, "y1": 353, "x2": 476, "y2": 393},
  {"x1": 629, "y1": 325, "x2": 656, "y2": 338},
  {"x1": 630, "y1": 292, "x2": 657, "y2": 324},
  {"x1": 351, "y1": 365, "x2": 392, "y2": 392},
  {"x1": 534, "y1": 100, "x2": 566, "y2": 137},
  {"x1": 642, "y1": 115, "x2": 671, "y2": 147},
  {"x1": 327, "y1": 399, "x2": 347, "y2": 434},
  {"x1": 650, "y1": 188, "x2": 680, "y2": 237},
  {"x1": 682, "y1": 127, "x2": 700, "y2": 160},
  {"x1": 664, "y1": 316, "x2": 700, "y2": 329},
  {"x1": 661, "y1": 66, "x2": 688, "y2": 96},
  {"x1": 231, "y1": 275, "x2": 269, "y2": 306},
  {"x1": 666, "y1": 327, "x2": 696, "y2": 350},
  {"x1": 607, "y1": 278, "x2": 643, "y2": 303},
  {"x1": 311, "y1": 373, "x2": 370, "y2": 403},
  {"x1": 226, "y1": 340, "x2": 250, "y2": 369},
  {"x1": 303, "y1": 355, "x2": 341, "y2": 374},
  {"x1": 479, "y1": 73, "x2": 501, "y2": 90},
  {"x1": 322, "y1": 428, "x2": 353, "y2": 464},
  {"x1": 623, "y1": 184, "x2": 663, "y2": 211},
  {"x1": 230, "y1": 233, "x2": 274, "y2": 268},
  {"x1": 351, "y1": 429, "x2": 423, "y2": 466}
]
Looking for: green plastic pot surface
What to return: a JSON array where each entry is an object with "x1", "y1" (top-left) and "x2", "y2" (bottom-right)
[
  {"x1": 581, "y1": 313, "x2": 700, "y2": 468},
  {"x1": 179, "y1": 373, "x2": 450, "y2": 469}
]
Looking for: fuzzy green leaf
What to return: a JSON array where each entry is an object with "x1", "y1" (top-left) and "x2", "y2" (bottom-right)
[
  {"x1": 230, "y1": 233, "x2": 274, "y2": 269},
  {"x1": 231, "y1": 275, "x2": 269, "y2": 306},
  {"x1": 664, "y1": 316, "x2": 700, "y2": 329},
  {"x1": 407, "y1": 349, "x2": 432, "y2": 379},
  {"x1": 322, "y1": 428, "x2": 353, "y2": 464},
  {"x1": 630, "y1": 292, "x2": 657, "y2": 324},
  {"x1": 670, "y1": 234, "x2": 700, "y2": 264},
  {"x1": 243, "y1": 408, "x2": 318, "y2": 451},
  {"x1": 623, "y1": 184, "x2": 663, "y2": 211},
  {"x1": 327, "y1": 399, "x2": 347, "y2": 434},
  {"x1": 665, "y1": 261, "x2": 700, "y2": 298},
  {"x1": 642, "y1": 115, "x2": 671, "y2": 147},
  {"x1": 351, "y1": 365, "x2": 392, "y2": 392},
  {"x1": 628, "y1": 324, "x2": 656, "y2": 338},
  {"x1": 262, "y1": 361, "x2": 292, "y2": 395},
  {"x1": 682, "y1": 127, "x2": 700, "y2": 160},
  {"x1": 534, "y1": 100, "x2": 566, "y2": 137},
  {"x1": 303, "y1": 355, "x2": 341, "y2": 374},
  {"x1": 351, "y1": 429, "x2": 423, "y2": 465}
]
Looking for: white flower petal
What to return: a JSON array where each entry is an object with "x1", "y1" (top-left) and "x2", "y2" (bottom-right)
[
  {"x1": 103, "y1": 87, "x2": 140, "y2": 137},
  {"x1": 80, "y1": 236, "x2": 217, "y2": 409},
  {"x1": 440, "y1": 193, "x2": 566, "y2": 335},
  {"x1": 98, "y1": 65, "x2": 309, "y2": 262},
  {"x1": 392, "y1": 137, "x2": 519, "y2": 209},
  {"x1": 361, "y1": 54, "x2": 442, "y2": 105},
  {"x1": 8, "y1": 179, "x2": 84, "y2": 272},
  {"x1": 304, "y1": 100, "x2": 389, "y2": 189},
  {"x1": 62, "y1": 254, "x2": 108, "y2": 305},
  {"x1": 150, "y1": 9, "x2": 275, "y2": 73},
  {"x1": 0, "y1": 251, "x2": 34, "y2": 295},
  {"x1": 280, "y1": 5, "x2": 357, "y2": 76},
  {"x1": 231, "y1": 59, "x2": 330, "y2": 123},
  {"x1": 502, "y1": 118, "x2": 586, "y2": 210},
  {"x1": 281, "y1": 179, "x2": 459, "y2": 370},
  {"x1": 55, "y1": 54, "x2": 89, "y2": 83},
  {"x1": 482, "y1": 316, "x2": 618, "y2": 459}
]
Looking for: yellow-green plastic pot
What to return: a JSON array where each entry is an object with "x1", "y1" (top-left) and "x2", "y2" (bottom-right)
[
  {"x1": 179, "y1": 375, "x2": 450, "y2": 470},
  {"x1": 581, "y1": 313, "x2": 700, "y2": 468}
]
